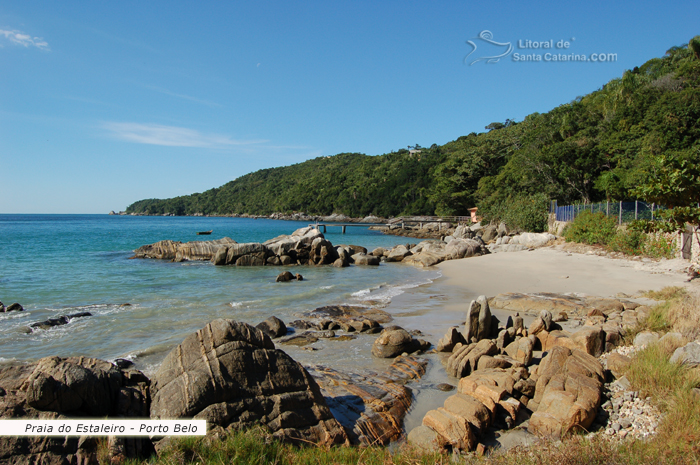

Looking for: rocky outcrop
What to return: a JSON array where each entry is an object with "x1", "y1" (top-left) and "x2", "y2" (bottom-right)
[
  {"x1": 490, "y1": 293, "x2": 636, "y2": 321},
  {"x1": 351, "y1": 253, "x2": 380, "y2": 266},
  {"x1": 488, "y1": 232, "x2": 556, "y2": 253},
  {"x1": 528, "y1": 346, "x2": 605, "y2": 437},
  {"x1": 437, "y1": 327, "x2": 466, "y2": 353},
  {"x1": 402, "y1": 239, "x2": 487, "y2": 268},
  {"x1": 263, "y1": 226, "x2": 324, "y2": 256},
  {"x1": 0, "y1": 357, "x2": 151, "y2": 464},
  {"x1": 133, "y1": 227, "x2": 381, "y2": 268},
  {"x1": 296, "y1": 305, "x2": 392, "y2": 333},
  {"x1": 149, "y1": 319, "x2": 347, "y2": 446},
  {"x1": 464, "y1": 295, "x2": 495, "y2": 343},
  {"x1": 385, "y1": 245, "x2": 412, "y2": 262},
  {"x1": 133, "y1": 238, "x2": 237, "y2": 261},
  {"x1": 410, "y1": 289, "x2": 618, "y2": 453},
  {"x1": 306, "y1": 355, "x2": 427, "y2": 445},
  {"x1": 371, "y1": 328, "x2": 430, "y2": 358},
  {"x1": 415, "y1": 367, "x2": 528, "y2": 452}
]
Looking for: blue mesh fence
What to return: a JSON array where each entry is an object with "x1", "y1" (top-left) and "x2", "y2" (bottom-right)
[{"x1": 551, "y1": 201, "x2": 661, "y2": 223}]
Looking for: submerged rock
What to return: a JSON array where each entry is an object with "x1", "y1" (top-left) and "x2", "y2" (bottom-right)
[
  {"x1": 307, "y1": 355, "x2": 427, "y2": 445},
  {"x1": 4, "y1": 303, "x2": 23, "y2": 312},
  {"x1": 275, "y1": 271, "x2": 295, "y2": 282},
  {"x1": 29, "y1": 312, "x2": 92, "y2": 331}
]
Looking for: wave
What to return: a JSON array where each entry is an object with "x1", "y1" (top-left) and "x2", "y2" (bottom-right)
[
  {"x1": 229, "y1": 300, "x2": 261, "y2": 308},
  {"x1": 350, "y1": 269, "x2": 441, "y2": 305}
]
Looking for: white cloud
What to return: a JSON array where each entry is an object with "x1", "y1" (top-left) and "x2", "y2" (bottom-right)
[
  {"x1": 0, "y1": 29, "x2": 50, "y2": 50},
  {"x1": 103, "y1": 122, "x2": 266, "y2": 148},
  {"x1": 144, "y1": 85, "x2": 223, "y2": 108}
]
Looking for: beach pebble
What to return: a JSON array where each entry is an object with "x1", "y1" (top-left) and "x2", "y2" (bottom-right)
[{"x1": 594, "y1": 345, "x2": 662, "y2": 441}]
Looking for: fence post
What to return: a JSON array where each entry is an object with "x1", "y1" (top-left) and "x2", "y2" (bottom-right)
[
  {"x1": 635, "y1": 201, "x2": 638, "y2": 220},
  {"x1": 619, "y1": 201, "x2": 622, "y2": 225},
  {"x1": 606, "y1": 201, "x2": 609, "y2": 217},
  {"x1": 651, "y1": 203, "x2": 654, "y2": 221}
]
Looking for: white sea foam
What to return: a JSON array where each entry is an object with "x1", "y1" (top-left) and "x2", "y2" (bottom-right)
[
  {"x1": 351, "y1": 289, "x2": 371, "y2": 297},
  {"x1": 350, "y1": 270, "x2": 440, "y2": 304},
  {"x1": 229, "y1": 300, "x2": 260, "y2": 308}
]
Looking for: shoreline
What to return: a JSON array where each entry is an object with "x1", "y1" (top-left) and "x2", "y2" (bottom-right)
[{"x1": 385, "y1": 243, "x2": 693, "y2": 435}]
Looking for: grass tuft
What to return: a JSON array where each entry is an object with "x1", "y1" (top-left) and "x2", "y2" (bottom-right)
[{"x1": 642, "y1": 286, "x2": 687, "y2": 301}]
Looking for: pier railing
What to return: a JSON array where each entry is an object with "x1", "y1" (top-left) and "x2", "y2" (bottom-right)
[{"x1": 310, "y1": 216, "x2": 472, "y2": 234}]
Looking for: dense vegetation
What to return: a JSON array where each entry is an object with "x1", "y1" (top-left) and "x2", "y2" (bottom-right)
[
  {"x1": 127, "y1": 37, "x2": 700, "y2": 222},
  {"x1": 563, "y1": 211, "x2": 677, "y2": 258}
]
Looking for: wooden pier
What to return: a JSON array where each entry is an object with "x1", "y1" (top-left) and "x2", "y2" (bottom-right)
[
  {"x1": 309, "y1": 223, "x2": 386, "y2": 234},
  {"x1": 309, "y1": 216, "x2": 471, "y2": 234}
]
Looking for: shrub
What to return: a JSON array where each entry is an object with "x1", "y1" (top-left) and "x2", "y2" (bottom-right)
[
  {"x1": 643, "y1": 233, "x2": 677, "y2": 259},
  {"x1": 478, "y1": 193, "x2": 549, "y2": 232},
  {"x1": 563, "y1": 211, "x2": 618, "y2": 245},
  {"x1": 608, "y1": 229, "x2": 647, "y2": 255}
]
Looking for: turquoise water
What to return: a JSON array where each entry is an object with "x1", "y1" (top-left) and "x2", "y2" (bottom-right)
[{"x1": 0, "y1": 215, "x2": 438, "y2": 372}]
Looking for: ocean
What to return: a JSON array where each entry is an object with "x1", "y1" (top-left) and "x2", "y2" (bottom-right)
[{"x1": 0, "y1": 214, "x2": 441, "y2": 374}]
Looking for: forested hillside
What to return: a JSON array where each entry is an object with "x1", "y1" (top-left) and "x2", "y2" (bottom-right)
[{"x1": 127, "y1": 37, "x2": 700, "y2": 218}]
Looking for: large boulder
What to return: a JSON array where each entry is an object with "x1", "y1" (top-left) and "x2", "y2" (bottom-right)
[
  {"x1": 310, "y1": 238, "x2": 339, "y2": 265},
  {"x1": 132, "y1": 238, "x2": 236, "y2": 261},
  {"x1": 385, "y1": 245, "x2": 412, "y2": 262},
  {"x1": 24, "y1": 357, "x2": 127, "y2": 416},
  {"x1": 437, "y1": 327, "x2": 466, "y2": 352},
  {"x1": 481, "y1": 225, "x2": 498, "y2": 242},
  {"x1": 0, "y1": 357, "x2": 151, "y2": 464},
  {"x1": 403, "y1": 242, "x2": 450, "y2": 267},
  {"x1": 132, "y1": 239, "x2": 181, "y2": 260},
  {"x1": 508, "y1": 232, "x2": 555, "y2": 248},
  {"x1": 444, "y1": 238, "x2": 485, "y2": 260},
  {"x1": 446, "y1": 339, "x2": 498, "y2": 378},
  {"x1": 528, "y1": 346, "x2": 604, "y2": 438},
  {"x1": 150, "y1": 319, "x2": 347, "y2": 446},
  {"x1": 464, "y1": 295, "x2": 491, "y2": 342},
  {"x1": 263, "y1": 227, "x2": 324, "y2": 256},
  {"x1": 351, "y1": 253, "x2": 380, "y2": 266},
  {"x1": 175, "y1": 238, "x2": 238, "y2": 262},
  {"x1": 255, "y1": 316, "x2": 287, "y2": 338},
  {"x1": 225, "y1": 243, "x2": 271, "y2": 266},
  {"x1": 670, "y1": 341, "x2": 700, "y2": 367}
]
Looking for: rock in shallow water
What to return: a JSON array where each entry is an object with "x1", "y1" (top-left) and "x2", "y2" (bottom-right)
[
  {"x1": 255, "y1": 316, "x2": 287, "y2": 338},
  {"x1": 371, "y1": 328, "x2": 430, "y2": 358},
  {"x1": 306, "y1": 355, "x2": 427, "y2": 445}
]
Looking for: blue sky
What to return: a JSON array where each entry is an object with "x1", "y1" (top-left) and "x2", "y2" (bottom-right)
[{"x1": 1, "y1": 1, "x2": 698, "y2": 213}]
